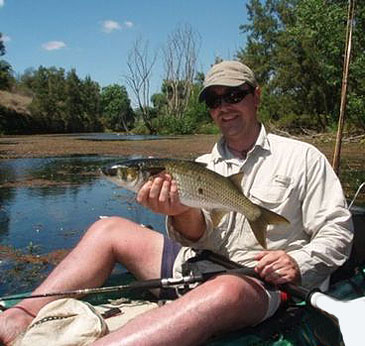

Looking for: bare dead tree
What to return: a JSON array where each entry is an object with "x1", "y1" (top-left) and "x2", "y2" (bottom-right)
[
  {"x1": 163, "y1": 24, "x2": 201, "y2": 119},
  {"x1": 124, "y1": 38, "x2": 158, "y2": 134}
]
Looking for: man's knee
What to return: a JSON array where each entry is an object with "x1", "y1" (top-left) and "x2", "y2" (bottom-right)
[
  {"x1": 85, "y1": 216, "x2": 135, "y2": 239},
  {"x1": 204, "y1": 274, "x2": 268, "y2": 327},
  {"x1": 210, "y1": 275, "x2": 252, "y2": 305}
]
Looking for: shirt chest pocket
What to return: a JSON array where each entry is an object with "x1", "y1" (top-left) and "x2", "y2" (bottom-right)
[{"x1": 249, "y1": 176, "x2": 293, "y2": 208}]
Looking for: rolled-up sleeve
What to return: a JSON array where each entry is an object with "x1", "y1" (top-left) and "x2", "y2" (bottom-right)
[
  {"x1": 166, "y1": 209, "x2": 216, "y2": 248},
  {"x1": 289, "y1": 150, "x2": 353, "y2": 289}
]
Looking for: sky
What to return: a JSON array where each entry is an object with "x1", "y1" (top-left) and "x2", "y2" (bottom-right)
[{"x1": 0, "y1": 0, "x2": 249, "y2": 105}]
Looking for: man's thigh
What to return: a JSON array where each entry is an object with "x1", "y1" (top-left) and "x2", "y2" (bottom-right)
[{"x1": 100, "y1": 217, "x2": 165, "y2": 281}]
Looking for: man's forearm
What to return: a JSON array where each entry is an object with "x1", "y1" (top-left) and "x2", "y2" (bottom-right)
[{"x1": 170, "y1": 208, "x2": 206, "y2": 241}]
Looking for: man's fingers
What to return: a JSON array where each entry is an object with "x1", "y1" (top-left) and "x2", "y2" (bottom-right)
[
  {"x1": 159, "y1": 180, "x2": 171, "y2": 203},
  {"x1": 254, "y1": 250, "x2": 300, "y2": 284},
  {"x1": 149, "y1": 177, "x2": 164, "y2": 200},
  {"x1": 255, "y1": 251, "x2": 282, "y2": 272},
  {"x1": 169, "y1": 180, "x2": 179, "y2": 205},
  {"x1": 136, "y1": 180, "x2": 152, "y2": 204}
]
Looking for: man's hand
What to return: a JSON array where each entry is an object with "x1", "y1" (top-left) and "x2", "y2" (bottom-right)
[
  {"x1": 254, "y1": 250, "x2": 301, "y2": 285},
  {"x1": 136, "y1": 173, "x2": 190, "y2": 216},
  {"x1": 137, "y1": 173, "x2": 206, "y2": 241}
]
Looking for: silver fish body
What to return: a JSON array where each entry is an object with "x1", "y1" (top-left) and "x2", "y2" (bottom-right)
[{"x1": 102, "y1": 158, "x2": 289, "y2": 248}]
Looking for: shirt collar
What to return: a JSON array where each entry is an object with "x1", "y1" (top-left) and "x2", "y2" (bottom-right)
[{"x1": 210, "y1": 124, "x2": 271, "y2": 164}]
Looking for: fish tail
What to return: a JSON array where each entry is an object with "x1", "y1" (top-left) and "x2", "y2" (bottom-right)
[{"x1": 248, "y1": 207, "x2": 290, "y2": 249}]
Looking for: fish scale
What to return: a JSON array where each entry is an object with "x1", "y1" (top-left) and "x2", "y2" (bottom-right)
[{"x1": 165, "y1": 160, "x2": 255, "y2": 216}]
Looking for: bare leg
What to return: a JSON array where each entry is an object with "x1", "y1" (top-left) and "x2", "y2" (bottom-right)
[
  {"x1": 0, "y1": 217, "x2": 164, "y2": 345},
  {"x1": 92, "y1": 274, "x2": 269, "y2": 346}
]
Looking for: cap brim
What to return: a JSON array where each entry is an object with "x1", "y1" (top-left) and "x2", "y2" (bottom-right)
[{"x1": 198, "y1": 81, "x2": 246, "y2": 102}]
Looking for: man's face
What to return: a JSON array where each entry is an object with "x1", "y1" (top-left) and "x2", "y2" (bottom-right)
[{"x1": 206, "y1": 84, "x2": 260, "y2": 141}]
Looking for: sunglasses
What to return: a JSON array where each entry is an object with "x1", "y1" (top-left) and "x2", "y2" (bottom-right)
[{"x1": 205, "y1": 87, "x2": 254, "y2": 109}]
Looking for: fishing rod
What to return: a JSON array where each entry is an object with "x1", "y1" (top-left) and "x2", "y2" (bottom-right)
[{"x1": 0, "y1": 267, "x2": 254, "y2": 302}]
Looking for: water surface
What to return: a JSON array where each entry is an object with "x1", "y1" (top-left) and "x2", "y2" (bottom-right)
[{"x1": 0, "y1": 155, "x2": 165, "y2": 295}]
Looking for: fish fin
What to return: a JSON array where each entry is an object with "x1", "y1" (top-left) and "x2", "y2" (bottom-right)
[
  {"x1": 228, "y1": 173, "x2": 244, "y2": 191},
  {"x1": 248, "y1": 218, "x2": 268, "y2": 249},
  {"x1": 248, "y1": 207, "x2": 290, "y2": 249},
  {"x1": 211, "y1": 209, "x2": 228, "y2": 228}
]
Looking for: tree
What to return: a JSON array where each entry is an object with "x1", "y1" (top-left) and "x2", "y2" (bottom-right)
[
  {"x1": 100, "y1": 84, "x2": 134, "y2": 131},
  {"x1": 65, "y1": 69, "x2": 84, "y2": 132},
  {"x1": 124, "y1": 38, "x2": 158, "y2": 134},
  {"x1": 81, "y1": 76, "x2": 102, "y2": 131},
  {"x1": 163, "y1": 24, "x2": 201, "y2": 119},
  {"x1": 0, "y1": 33, "x2": 14, "y2": 90},
  {"x1": 0, "y1": 60, "x2": 13, "y2": 90},
  {"x1": 0, "y1": 33, "x2": 5, "y2": 56},
  {"x1": 28, "y1": 66, "x2": 102, "y2": 133},
  {"x1": 237, "y1": 0, "x2": 365, "y2": 132},
  {"x1": 17, "y1": 67, "x2": 37, "y2": 96},
  {"x1": 151, "y1": 72, "x2": 210, "y2": 135}
]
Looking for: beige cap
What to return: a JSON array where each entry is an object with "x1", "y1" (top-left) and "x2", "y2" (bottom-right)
[{"x1": 199, "y1": 60, "x2": 257, "y2": 101}]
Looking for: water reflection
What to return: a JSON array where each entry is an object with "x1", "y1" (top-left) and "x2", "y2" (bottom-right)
[{"x1": 0, "y1": 156, "x2": 164, "y2": 295}]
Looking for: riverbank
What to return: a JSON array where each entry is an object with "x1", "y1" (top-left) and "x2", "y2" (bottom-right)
[
  {"x1": 0, "y1": 133, "x2": 219, "y2": 160},
  {"x1": 0, "y1": 131, "x2": 364, "y2": 160}
]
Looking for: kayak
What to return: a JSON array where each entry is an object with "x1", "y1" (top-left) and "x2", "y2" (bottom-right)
[{"x1": 1, "y1": 205, "x2": 364, "y2": 346}]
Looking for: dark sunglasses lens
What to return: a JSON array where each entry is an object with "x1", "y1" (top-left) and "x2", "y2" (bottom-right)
[
  {"x1": 205, "y1": 88, "x2": 252, "y2": 109},
  {"x1": 205, "y1": 95, "x2": 221, "y2": 109},
  {"x1": 225, "y1": 90, "x2": 245, "y2": 104}
]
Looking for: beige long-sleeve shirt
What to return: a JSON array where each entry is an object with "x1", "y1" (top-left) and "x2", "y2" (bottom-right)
[{"x1": 167, "y1": 125, "x2": 353, "y2": 290}]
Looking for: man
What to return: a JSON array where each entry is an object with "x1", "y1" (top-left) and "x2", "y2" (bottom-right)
[{"x1": 0, "y1": 61, "x2": 353, "y2": 346}]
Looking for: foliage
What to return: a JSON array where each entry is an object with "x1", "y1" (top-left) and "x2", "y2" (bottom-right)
[
  {"x1": 4, "y1": 1, "x2": 364, "y2": 136},
  {"x1": 238, "y1": 0, "x2": 365, "y2": 132},
  {"x1": 0, "y1": 105, "x2": 34, "y2": 134},
  {"x1": 0, "y1": 33, "x2": 5, "y2": 56},
  {"x1": 0, "y1": 59, "x2": 14, "y2": 90},
  {"x1": 23, "y1": 66, "x2": 103, "y2": 133},
  {"x1": 150, "y1": 79, "x2": 210, "y2": 134},
  {"x1": 100, "y1": 84, "x2": 135, "y2": 131},
  {"x1": 0, "y1": 33, "x2": 14, "y2": 90}
]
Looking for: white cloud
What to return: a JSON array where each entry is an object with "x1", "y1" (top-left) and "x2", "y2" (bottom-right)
[
  {"x1": 124, "y1": 21, "x2": 133, "y2": 28},
  {"x1": 42, "y1": 41, "x2": 66, "y2": 51},
  {"x1": 102, "y1": 20, "x2": 122, "y2": 33},
  {"x1": 0, "y1": 0, "x2": 4, "y2": 8}
]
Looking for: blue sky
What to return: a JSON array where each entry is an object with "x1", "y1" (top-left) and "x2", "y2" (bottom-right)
[{"x1": 0, "y1": 0, "x2": 249, "y2": 103}]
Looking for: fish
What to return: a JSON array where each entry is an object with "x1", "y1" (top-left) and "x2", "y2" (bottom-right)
[{"x1": 101, "y1": 158, "x2": 290, "y2": 248}]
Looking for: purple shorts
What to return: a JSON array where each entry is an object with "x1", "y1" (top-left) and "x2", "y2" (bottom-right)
[{"x1": 160, "y1": 237, "x2": 181, "y2": 299}]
